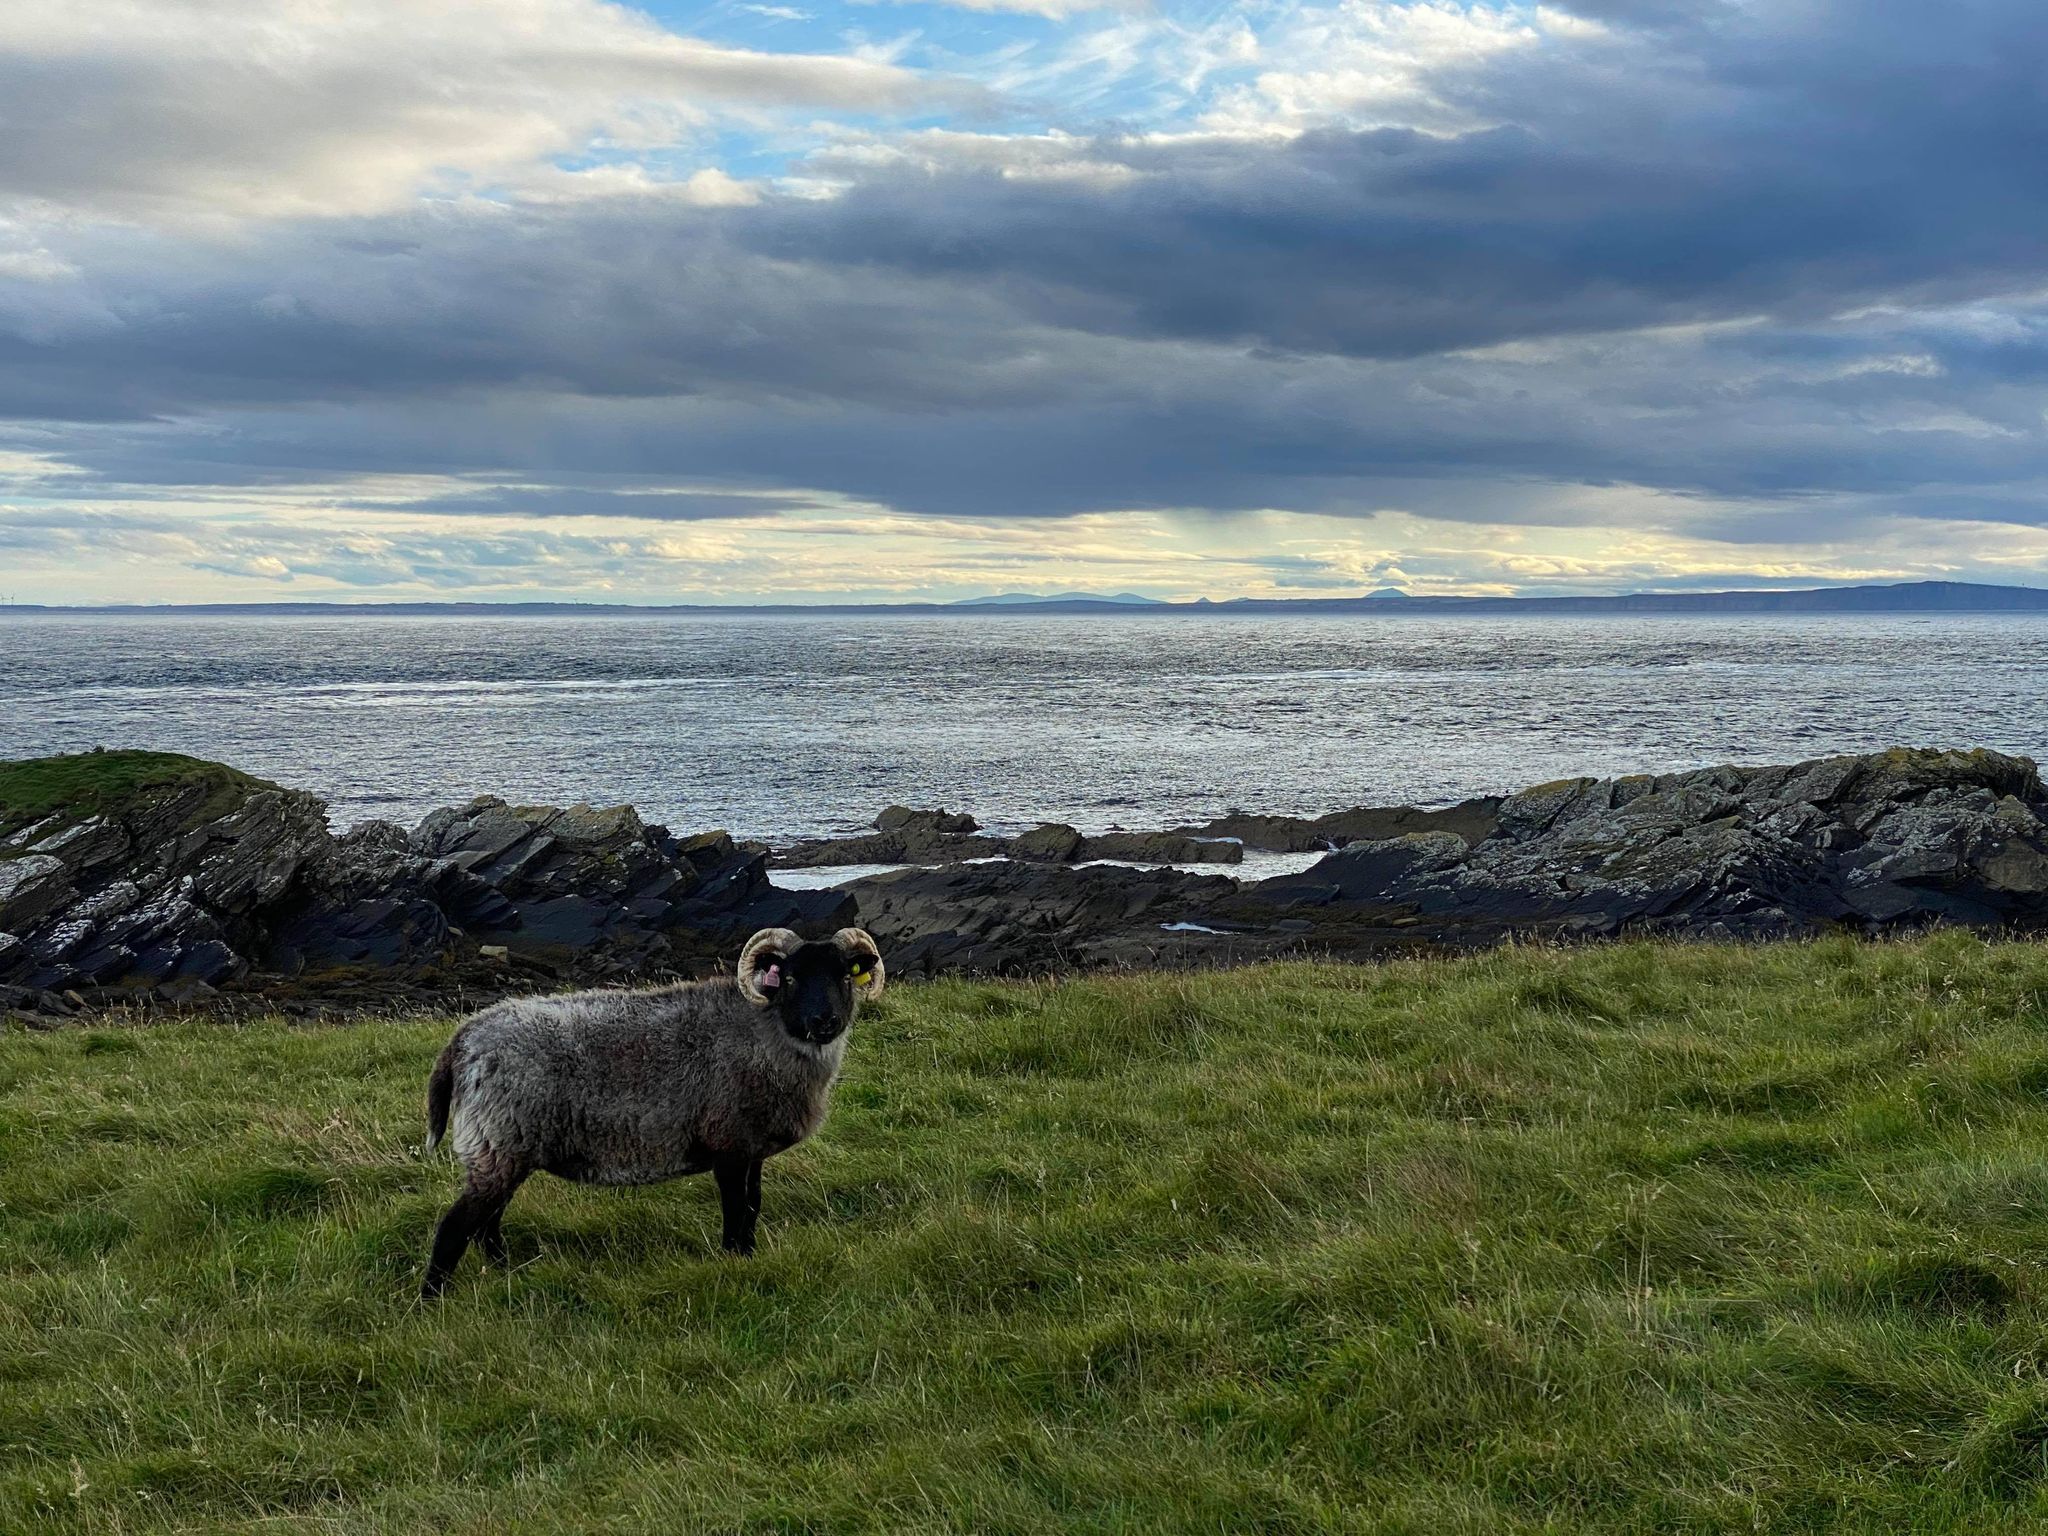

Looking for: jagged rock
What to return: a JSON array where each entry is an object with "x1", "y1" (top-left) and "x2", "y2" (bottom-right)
[
  {"x1": 1219, "y1": 747, "x2": 2048, "y2": 949},
  {"x1": 876, "y1": 806, "x2": 979, "y2": 836},
  {"x1": 1082, "y1": 831, "x2": 1242, "y2": 865},
  {"x1": 9, "y1": 745, "x2": 2048, "y2": 1007},
  {"x1": 778, "y1": 796, "x2": 1495, "y2": 872},
  {"x1": 775, "y1": 806, "x2": 1007, "y2": 868},
  {"x1": 777, "y1": 813, "x2": 1245, "y2": 870},
  {"x1": 1011, "y1": 823, "x2": 1087, "y2": 862},
  {"x1": 0, "y1": 853, "x2": 71, "y2": 931},
  {"x1": 843, "y1": 749, "x2": 2048, "y2": 973},
  {"x1": 0, "y1": 751, "x2": 856, "y2": 1012},
  {"x1": 1174, "y1": 798, "x2": 1504, "y2": 853},
  {"x1": 771, "y1": 831, "x2": 911, "y2": 868},
  {"x1": 0, "y1": 755, "x2": 326, "y2": 996},
  {"x1": 280, "y1": 800, "x2": 854, "y2": 979},
  {"x1": 844, "y1": 860, "x2": 1239, "y2": 974}
]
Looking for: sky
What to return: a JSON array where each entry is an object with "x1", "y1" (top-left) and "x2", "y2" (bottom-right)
[{"x1": 2, "y1": 0, "x2": 2046, "y2": 605}]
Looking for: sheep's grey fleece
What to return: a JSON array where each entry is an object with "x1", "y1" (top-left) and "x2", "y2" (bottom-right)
[{"x1": 437, "y1": 977, "x2": 848, "y2": 1185}]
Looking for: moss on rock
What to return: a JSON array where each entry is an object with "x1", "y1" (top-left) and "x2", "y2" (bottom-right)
[{"x1": 0, "y1": 750, "x2": 277, "y2": 841}]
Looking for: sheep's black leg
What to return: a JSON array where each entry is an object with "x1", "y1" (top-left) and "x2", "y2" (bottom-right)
[
  {"x1": 716, "y1": 1154, "x2": 764, "y2": 1256},
  {"x1": 468, "y1": 1179, "x2": 524, "y2": 1277},
  {"x1": 422, "y1": 1190, "x2": 491, "y2": 1297},
  {"x1": 478, "y1": 1206, "x2": 509, "y2": 1267},
  {"x1": 422, "y1": 1173, "x2": 525, "y2": 1297}
]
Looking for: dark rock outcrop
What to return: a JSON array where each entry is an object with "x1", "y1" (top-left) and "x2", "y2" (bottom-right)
[
  {"x1": 774, "y1": 810, "x2": 1244, "y2": 869},
  {"x1": 0, "y1": 755, "x2": 334, "y2": 998},
  {"x1": 772, "y1": 807, "x2": 1009, "y2": 868},
  {"x1": 0, "y1": 751, "x2": 848, "y2": 1012},
  {"x1": 8, "y1": 745, "x2": 2048, "y2": 1012},
  {"x1": 1172, "y1": 797, "x2": 1503, "y2": 853},
  {"x1": 1216, "y1": 746, "x2": 2048, "y2": 950},
  {"x1": 772, "y1": 792, "x2": 1501, "y2": 870},
  {"x1": 832, "y1": 748, "x2": 2048, "y2": 972},
  {"x1": 1081, "y1": 830, "x2": 1242, "y2": 865},
  {"x1": 845, "y1": 860, "x2": 1242, "y2": 975}
]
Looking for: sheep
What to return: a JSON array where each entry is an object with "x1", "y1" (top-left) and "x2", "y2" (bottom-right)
[{"x1": 418, "y1": 925, "x2": 884, "y2": 1297}]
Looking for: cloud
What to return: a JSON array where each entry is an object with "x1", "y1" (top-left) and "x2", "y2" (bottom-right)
[
  {"x1": 1198, "y1": 0, "x2": 1546, "y2": 137},
  {"x1": 12, "y1": 233, "x2": 2047, "y2": 536},
  {"x1": 193, "y1": 553, "x2": 295, "y2": 582},
  {"x1": 873, "y1": 0, "x2": 1133, "y2": 18},
  {"x1": 15, "y1": 0, "x2": 2046, "y2": 388},
  {"x1": 0, "y1": 0, "x2": 970, "y2": 222},
  {"x1": 379, "y1": 483, "x2": 816, "y2": 520},
  {"x1": 2, "y1": 0, "x2": 2047, "y2": 601},
  {"x1": 14, "y1": 486, "x2": 2048, "y2": 608}
]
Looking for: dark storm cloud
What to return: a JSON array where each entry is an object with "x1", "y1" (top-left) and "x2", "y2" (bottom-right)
[
  {"x1": 763, "y1": 0, "x2": 2048, "y2": 359},
  {"x1": 2, "y1": 0, "x2": 2046, "y2": 538},
  {"x1": 40, "y1": 296, "x2": 2046, "y2": 531}
]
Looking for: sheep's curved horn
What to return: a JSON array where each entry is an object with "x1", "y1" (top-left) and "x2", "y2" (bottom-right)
[
  {"x1": 737, "y1": 928, "x2": 800, "y2": 1006},
  {"x1": 834, "y1": 927, "x2": 886, "y2": 999}
]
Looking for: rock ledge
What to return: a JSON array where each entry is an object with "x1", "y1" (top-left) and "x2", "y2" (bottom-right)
[{"x1": 7, "y1": 746, "x2": 2048, "y2": 1012}]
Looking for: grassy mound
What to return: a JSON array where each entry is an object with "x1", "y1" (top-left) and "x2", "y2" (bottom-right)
[
  {"x1": 0, "y1": 749, "x2": 275, "y2": 840},
  {"x1": 8, "y1": 936, "x2": 2048, "y2": 1531}
]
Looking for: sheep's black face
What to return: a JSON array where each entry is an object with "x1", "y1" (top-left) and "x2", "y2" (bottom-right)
[
  {"x1": 740, "y1": 926, "x2": 884, "y2": 1045},
  {"x1": 762, "y1": 941, "x2": 865, "y2": 1046}
]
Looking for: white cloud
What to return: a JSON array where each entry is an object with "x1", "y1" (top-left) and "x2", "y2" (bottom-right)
[
  {"x1": 1201, "y1": 0, "x2": 1551, "y2": 137},
  {"x1": 195, "y1": 552, "x2": 295, "y2": 581},
  {"x1": 874, "y1": 0, "x2": 1133, "y2": 17},
  {"x1": 511, "y1": 163, "x2": 765, "y2": 204},
  {"x1": 0, "y1": 0, "x2": 959, "y2": 223},
  {"x1": 0, "y1": 447, "x2": 85, "y2": 482},
  {"x1": 0, "y1": 245, "x2": 74, "y2": 282}
]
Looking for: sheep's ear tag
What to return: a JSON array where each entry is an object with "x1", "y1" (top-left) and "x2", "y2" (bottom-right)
[
  {"x1": 759, "y1": 962, "x2": 782, "y2": 991},
  {"x1": 849, "y1": 962, "x2": 870, "y2": 985}
]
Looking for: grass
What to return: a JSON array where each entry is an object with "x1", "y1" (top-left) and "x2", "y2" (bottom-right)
[
  {"x1": 0, "y1": 750, "x2": 275, "y2": 840},
  {"x1": 8, "y1": 935, "x2": 2048, "y2": 1530}
]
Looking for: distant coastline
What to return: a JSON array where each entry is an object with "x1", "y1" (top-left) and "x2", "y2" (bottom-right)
[{"x1": 5, "y1": 578, "x2": 2048, "y2": 618}]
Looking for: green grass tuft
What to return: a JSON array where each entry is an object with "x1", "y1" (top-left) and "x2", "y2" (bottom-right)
[
  {"x1": 1958, "y1": 1387, "x2": 2048, "y2": 1493},
  {"x1": 14, "y1": 938, "x2": 2048, "y2": 1529}
]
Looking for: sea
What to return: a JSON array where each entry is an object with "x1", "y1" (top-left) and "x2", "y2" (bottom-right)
[{"x1": 3, "y1": 613, "x2": 2045, "y2": 852}]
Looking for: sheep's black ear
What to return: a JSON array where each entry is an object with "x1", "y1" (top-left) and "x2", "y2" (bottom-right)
[
  {"x1": 738, "y1": 927, "x2": 800, "y2": 1006},
  {"x1": 833, "y1": 927, "x2": 886, "y2": 999}
]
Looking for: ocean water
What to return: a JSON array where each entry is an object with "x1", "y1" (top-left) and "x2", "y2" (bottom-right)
[{"x1": 2, "y1": 612, "x2": 2045, "y2": 841}]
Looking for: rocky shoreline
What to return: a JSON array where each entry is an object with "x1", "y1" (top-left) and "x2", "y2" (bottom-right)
[
  {"x1": 5, "y1": 745, "x2": 2048, "y2": 1020},
  {"x1": 767, "y1": 795, "x2": 1502, "y2": 868}
]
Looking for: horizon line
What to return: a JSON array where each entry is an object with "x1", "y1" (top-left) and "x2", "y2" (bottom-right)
[{"x1": 6, "y1": 577, "x2": 2048, "y2": 616}]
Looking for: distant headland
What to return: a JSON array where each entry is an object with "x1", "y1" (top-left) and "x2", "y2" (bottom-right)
[{"x1": 4, "y1": 578, "x2": 2048, "y2": 618}]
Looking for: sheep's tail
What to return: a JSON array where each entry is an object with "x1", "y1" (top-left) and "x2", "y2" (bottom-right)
[{"x1": 424, "y1": 1040, "x2": 459, "y2": 1153}]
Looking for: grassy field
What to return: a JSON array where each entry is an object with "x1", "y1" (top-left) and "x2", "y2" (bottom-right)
[{"x1": 8, "y1": 938, "x2": 2048, "y2": 1531}]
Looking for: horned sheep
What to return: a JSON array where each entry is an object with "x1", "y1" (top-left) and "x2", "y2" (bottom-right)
[{"x1": 419, "y1": 925, "x2": 884, "y2": 1297}]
